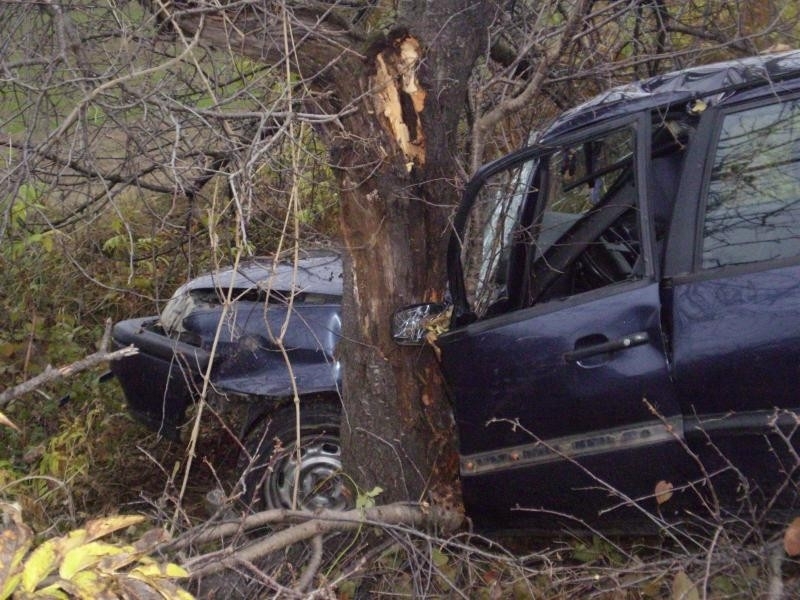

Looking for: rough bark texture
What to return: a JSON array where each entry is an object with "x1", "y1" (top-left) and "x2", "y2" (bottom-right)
[
  {"x1": 333, "y1": 2, "x2": 493, "y2": 505},
  {"x1": 174, "y1": 0, "x2": 493, "y2": 505}
]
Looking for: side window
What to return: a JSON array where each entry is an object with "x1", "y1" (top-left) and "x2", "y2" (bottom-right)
[
  {"x1": 702, "y1": 98, "x2": 800, "y2": 269},
  {"x1": 460, "y1": 156, "x2": 536, "y2": 318},
  {"x1": 460, "y1": 126, "x2": 644, "y2": 320},
  {"x1": 525, "y1": 127, "x2": 644, "y2": 305}
]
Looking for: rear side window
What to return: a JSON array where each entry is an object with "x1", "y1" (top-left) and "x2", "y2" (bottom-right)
[{"x1": 702, "y1": 98, "x2": 800, "y2": 269}]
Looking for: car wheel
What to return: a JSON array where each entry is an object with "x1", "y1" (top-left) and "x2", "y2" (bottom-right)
[{"x1": 242, "y1": 401, "x2": 350, "y2": 512}]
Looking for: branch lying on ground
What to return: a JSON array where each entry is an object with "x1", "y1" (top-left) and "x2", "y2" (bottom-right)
[
  {"x1": 0, "y1": 319, "x2": 138, "y2": 408},
  {"x1": 178, "y1": 502, "x2": 465, "y2": 579}
]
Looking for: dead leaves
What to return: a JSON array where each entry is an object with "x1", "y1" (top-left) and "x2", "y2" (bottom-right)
[
  {"x1": 0, "y1": 513, "x2": 193, "y2": 599},
  {"x1": 0, "y1": 507, "x2": 32, "y2": 600},
  {"x1": 671, "y1": 570, "x2": 700, "y2": 600},
  {"x1": 784, "y1": 516, "x2": 800, "y2": 556},
  {"x1": 655, "y1": 480, "x2": 674, "y2": 505}
]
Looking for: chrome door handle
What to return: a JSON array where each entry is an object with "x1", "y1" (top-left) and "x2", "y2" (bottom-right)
[{"x1": 564, "y1": 331, "x2": 650, "y2": 363}]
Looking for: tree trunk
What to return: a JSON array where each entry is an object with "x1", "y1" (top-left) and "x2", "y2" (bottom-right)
[
  {"x1": 328, "y1": 3, "x2": 492, "y2": 505},
  {"x1": 174, "y1": 0, "x2": 493, "y2": 504}
]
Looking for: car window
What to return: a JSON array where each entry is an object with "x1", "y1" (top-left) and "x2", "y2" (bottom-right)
[
  {"x1": 459, "y1": 126, "x2": 644, "y2": 319},
  {"x1": 459, "y1": 155, "x2": 537, "y2": 318},
  {"x1": 523, "y1": 127, "x2": 644, "y2": 306},
  {"x1": 702, "y1": 97, "x2": 800, "y2": 269}
]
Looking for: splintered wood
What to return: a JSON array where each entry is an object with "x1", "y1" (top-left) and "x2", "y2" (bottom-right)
[{"x1": 371, "y1": 35, "x2": 426, "y2": 171}]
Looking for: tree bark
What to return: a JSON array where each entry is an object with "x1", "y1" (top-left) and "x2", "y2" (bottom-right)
[{"x1": 332, "y1": 2, "x2": 494, "y2": 504}]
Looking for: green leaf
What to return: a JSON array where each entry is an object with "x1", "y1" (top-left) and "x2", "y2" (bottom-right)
[
  {"x1": 356, "y1": 486, "x2": 383, "y2": 510},
  {"x1": 672, "y1": 570, "x2": 700, "y2": 600},
  {"x1": 431, "y1": 548, "x2": 449, "y2": 568}
]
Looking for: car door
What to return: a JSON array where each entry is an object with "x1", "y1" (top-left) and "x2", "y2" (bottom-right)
[
  {"x1": 665, "y1": 91, "x2": 800, "y2": 511},
  {"x1": 438, "y1": 116, "x2": 697, "y2": 532}
]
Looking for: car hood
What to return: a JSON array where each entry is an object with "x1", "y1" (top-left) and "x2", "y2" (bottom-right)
[{"x1": 173, "y1": 250, "x2": 343, "y2": 298}]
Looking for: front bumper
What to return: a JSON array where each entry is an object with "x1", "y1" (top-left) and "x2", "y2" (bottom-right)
[{"x1": 110, "y1": 316, "x2": 211, "y2": 440}]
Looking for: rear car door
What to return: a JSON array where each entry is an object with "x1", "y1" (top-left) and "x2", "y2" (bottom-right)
[
  {"x1": 666, "y1": 90, "x2": 800, "y2": 512},
  {"x1": 439, "y1": 116, "x2": 696, "y2": 532}
]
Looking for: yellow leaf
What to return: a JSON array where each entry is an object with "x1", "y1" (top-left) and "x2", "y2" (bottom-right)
[
  {"x1": 58, "y1": 529, "x2": 89, "y2": 552},
  {"x1": 69, "y1": 570, "x2": 107, "y2": 599},
  {"x1": 84, "y1": 515, "x2": 145, "y2": 541},
  {"x1": 0, "y1": 411, "x2": 19, "y2": 432},
  {"x1": 95, "y1": 544, "x2": 138, "y2": 573},
  {"x1": 0, "y1": 573, "x2": 21, "y2": 600},
  {"x1": 21, "y1": 538, "x2": 59, "y2": 592},
  {"x1": 655, "y1": 480, "x2": 674, "y2": 505},
  {"x1": 163, "y1": 563, "x2": 190, "y2": 579},
  {"x1": 29, "y1": 582, "x2": 70, "y2": 598},
  {"x1": 0, "y1": 522, "x2": 33, "y2": 600},
  {"x1": 130, "y1": 561, "x2": 188, "y2": 579},
  {"x1": 672, "y1": 570, "x2": 700, "y2": 600},
  {"x1": 687, "y1": 99, "x2": 708, "y2": 115},
  {"x1": 58, "y1": 542, "x2": 128, "y2": 580}
]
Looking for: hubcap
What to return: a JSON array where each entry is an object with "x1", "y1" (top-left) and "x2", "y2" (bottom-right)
[{"x1": 264, "y1": 434, "x2": 348, "y2": 510}]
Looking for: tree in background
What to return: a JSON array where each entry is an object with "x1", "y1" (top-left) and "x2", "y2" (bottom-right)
[{"x1": 0, "y1": 0, "x2": 796, "y2": 505}]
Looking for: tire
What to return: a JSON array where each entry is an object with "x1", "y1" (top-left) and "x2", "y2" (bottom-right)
[{"x1": 241, "y1": 400, "x2": 349, "y2": 511}]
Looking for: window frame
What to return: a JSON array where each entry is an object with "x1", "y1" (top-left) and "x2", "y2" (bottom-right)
[{"x1": 447, "y1": 112, "x2": 656, "y2": 325}]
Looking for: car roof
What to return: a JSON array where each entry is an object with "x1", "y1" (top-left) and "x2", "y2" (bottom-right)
[
  {"x1": 543, "y1": 49, "x2": 800, "y2": 139},
  {"x1": 176, "y1": 250, "x2": 344, "y2": 297}
]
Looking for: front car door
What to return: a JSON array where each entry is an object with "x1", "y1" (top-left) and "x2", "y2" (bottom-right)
[{"x1": 438, "y1": 115, "x2": 697, "y2": 532}]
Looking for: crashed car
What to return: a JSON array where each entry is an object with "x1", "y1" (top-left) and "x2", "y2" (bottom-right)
[
  {"x1": 116, "y1": 50, "x2": 800, "y2": 532},
  {"x1": 110, "y1": 251, "x2": 348, "y2": 511},
  {"x1": 394, "y1": 49, "x2": 800, "y2": 532}
]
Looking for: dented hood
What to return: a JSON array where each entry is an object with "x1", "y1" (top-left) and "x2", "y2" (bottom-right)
[{"x1": 173, "y1": 251, "x2": 343, "y2": 298}]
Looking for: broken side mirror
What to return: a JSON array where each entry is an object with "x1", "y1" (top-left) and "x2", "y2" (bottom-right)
[{"x1": 391, "y1": 303, "x2": 451, "y2": 345}]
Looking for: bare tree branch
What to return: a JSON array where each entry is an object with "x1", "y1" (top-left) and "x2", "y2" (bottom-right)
[
  {"x1": 0, "y1": 320, "x2": 138, "y2": 409},
  {"x1": 471, "y1": 0, "x2": 592, "y2": 171},
  {"x1": 180, "y1": 502, "x2": 464, "y2": 578}
]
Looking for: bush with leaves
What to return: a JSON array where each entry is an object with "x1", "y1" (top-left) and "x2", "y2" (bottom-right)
[{"x1": 0, "y1": 508, "x2": 192, "y2": 600}]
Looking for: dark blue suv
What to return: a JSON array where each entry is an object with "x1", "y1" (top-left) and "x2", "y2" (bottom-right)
[
  {"x1": 111, "y1": 252, "x2": 348, "y2": 512},
  {"x1": 115, "y1": 50, "x2": 800, "y2": 532}
]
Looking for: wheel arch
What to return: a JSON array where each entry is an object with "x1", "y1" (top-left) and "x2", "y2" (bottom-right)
[{"x1": 240, "y1": 391, "x2": 342, "y2": 440}]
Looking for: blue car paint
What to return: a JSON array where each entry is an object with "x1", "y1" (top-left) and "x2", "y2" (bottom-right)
[
  {"x1": 111, "y1": 252, "x2": 343, "y2": 440},
  {"x1": 440, "y1": 50, "x2": 800, "y2": 531}
]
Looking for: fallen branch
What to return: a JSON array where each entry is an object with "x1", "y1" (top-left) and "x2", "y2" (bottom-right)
[
  {"x1": 0, "y1": 319, "x2": 138, "y2": 408},
  {"x1": 180, "y1": 502, "x2": 464, "y2": 578}
]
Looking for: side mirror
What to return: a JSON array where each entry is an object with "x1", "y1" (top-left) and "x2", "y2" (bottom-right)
[{"x1": 391, "y1": 303, "x2": 451, "y2": 345}]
